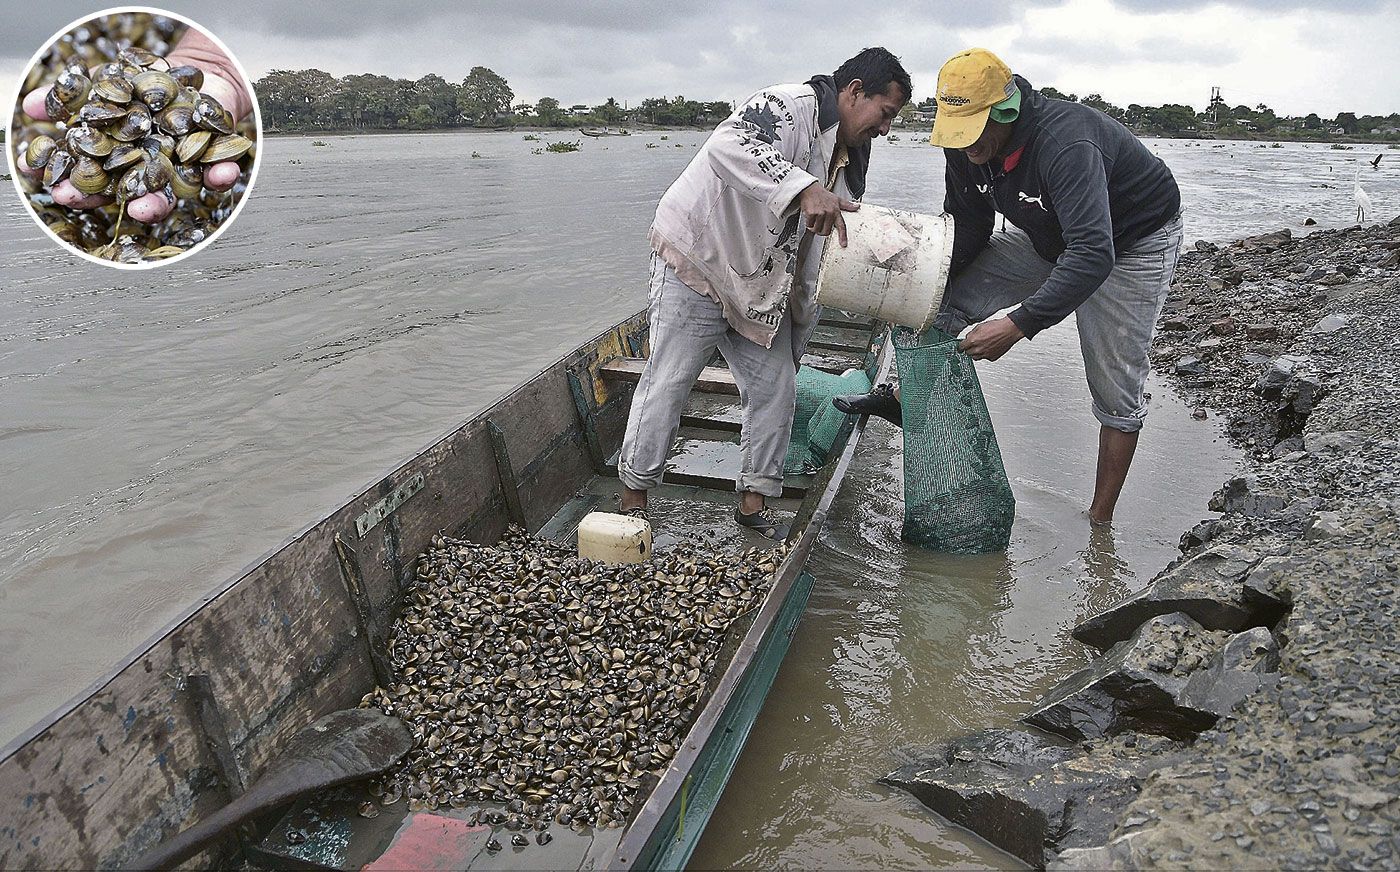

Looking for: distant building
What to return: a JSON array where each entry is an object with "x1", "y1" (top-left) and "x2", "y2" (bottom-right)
[{"x1": 569, "y1": 104, "x2": 590, "y2": 117}]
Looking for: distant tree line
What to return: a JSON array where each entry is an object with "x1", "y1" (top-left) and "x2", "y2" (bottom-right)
[
  {"x1": 252, "y1": 66, "x2": 1396, "y2": 141},
  {"x1": 252, "y1": 67, "x2": 732, "y2": 131},
  {"x1": 909, "y1": 89, "x2": 1400, "y2": 141}
]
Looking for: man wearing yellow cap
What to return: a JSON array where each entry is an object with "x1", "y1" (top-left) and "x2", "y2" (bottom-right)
[{"x1": 836, "y1": 47, "x2": 1181, "y2": 526}]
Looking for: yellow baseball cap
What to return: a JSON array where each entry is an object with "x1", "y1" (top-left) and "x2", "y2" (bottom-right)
[{"x1": 930, "y1": 48, "x2": 1018, "y2": 148}]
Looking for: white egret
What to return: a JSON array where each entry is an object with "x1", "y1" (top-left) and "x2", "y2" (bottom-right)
[{"x1": 1353, "y1": 169, "x2": 1373, "y2": 224}]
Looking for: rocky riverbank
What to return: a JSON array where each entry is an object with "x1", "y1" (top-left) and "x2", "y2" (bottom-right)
[{"x1": 884, "y1": 217, "x2": 1400, "y2": 869}]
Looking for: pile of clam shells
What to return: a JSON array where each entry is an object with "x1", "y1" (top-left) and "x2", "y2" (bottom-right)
[
  {"x1": 9, "y1": 13, "x2": 255, "y2": 263},
  {"x1": 359, "y1": 527, "x2": 786, "y2": 844}
]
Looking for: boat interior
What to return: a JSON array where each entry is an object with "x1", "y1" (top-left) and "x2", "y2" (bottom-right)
[{"x1": 247, "y1": 309, "x2": 884, "y2": 871}]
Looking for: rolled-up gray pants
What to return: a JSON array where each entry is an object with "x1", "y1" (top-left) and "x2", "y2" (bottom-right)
[
  {"x1": 933, "y1": 216, "x2": 1183, "y2": 432},
  {"x1": 619, "y1": 258, "x2": 799, "y2": 498}
]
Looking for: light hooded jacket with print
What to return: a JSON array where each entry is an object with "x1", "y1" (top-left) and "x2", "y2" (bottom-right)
[{"x1": 648, "y1": 78, "x2": 867, "y2": 349}]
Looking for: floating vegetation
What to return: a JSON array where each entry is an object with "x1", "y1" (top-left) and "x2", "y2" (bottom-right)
[
  {"x1": 471, "y1": 151, "x2": 482, "y2": 158},
  {"x1": 659, "y1": 135, "x2": 668, "y2": 140},
  {"x1": 311, "y1": 140, "x2": 327, "y2": 146},
  {"x1": 361, "y1": 528, "x2": 787, "y2": 841},
  {"x1": 8, "y1": 12, "x2": 257, "y2": 264},
  {"x1": 522, "y1": 134, "x2": 539, "y2": 141},
  {"x1": 532, "y1": 141, "x2": 582, "y2": 155},
  {"x1": 645, "y1": 142, "x2": 658, "y2": 149},
  {"x1": 1270, "y1": 142, "x2": 1285, "y2": 148},
  {"x1": 1331, "y1": 144, "x2": 1354, "y2": 150}
]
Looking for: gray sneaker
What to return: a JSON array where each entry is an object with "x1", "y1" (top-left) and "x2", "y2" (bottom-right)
[{"x1": 734, "y1": 506, "x2": 790, "y2": 540}]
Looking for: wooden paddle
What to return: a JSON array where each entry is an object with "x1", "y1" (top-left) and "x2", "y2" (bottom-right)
[{"x1": 128, "y1": 708, "x2": 412, "y2": 871}]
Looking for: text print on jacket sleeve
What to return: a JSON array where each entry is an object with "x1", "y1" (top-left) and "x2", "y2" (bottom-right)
[{"x1": 707, "y1": 90, "x2": 819, "y2": 221}]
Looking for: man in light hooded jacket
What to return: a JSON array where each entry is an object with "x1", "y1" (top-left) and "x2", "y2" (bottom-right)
[{"x1": 619, "y1": 48, "x2": 911, "y2": 539}]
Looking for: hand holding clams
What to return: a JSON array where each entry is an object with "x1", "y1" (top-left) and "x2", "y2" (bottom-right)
[{"x1": 8, "y1": 11, "x2": 259, "y2": 266}]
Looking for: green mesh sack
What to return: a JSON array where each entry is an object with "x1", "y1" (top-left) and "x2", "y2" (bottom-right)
[
  {"x1": 785, "y1": 365, "x2": 872, "y2": 473},
  {"x1": 893, "y1": 327, "x2": 1015, "y2": 552}
]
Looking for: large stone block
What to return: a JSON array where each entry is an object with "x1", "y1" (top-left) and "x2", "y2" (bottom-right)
[
  {"x1": 1029, "y1": 613, "x2": 1226, "y2": 742},
  {"x1": 1032, "y1": 615, "x2": 1283, "y2": 743},
  {"x1": 881, "y1": 729, "x2": 1182, "y2": 869},
  {"x1": 1238, "y1": 228, "x2": 1292, "y2": 251},
  {"x1": 1209, "y1": 475, "x2": 1290, "y2": 517},
  {"x1": 1255, "y1": 354, "x2": 1309, "y2": 397},
  {"x1": 1073, "y1": 544, "x2": 1281, "y2": 651},
  {"x1": 1180, "y1": 627, "x2": 1280, "y2": 717}
]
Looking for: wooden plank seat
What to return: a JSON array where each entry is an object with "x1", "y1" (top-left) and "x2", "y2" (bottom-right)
[
  {"x1": 603, "y1": 427, "x2": 811, "y2": 500},
  {"x1": 600, "y1": 357, "x2": 739, "y2": 396}
]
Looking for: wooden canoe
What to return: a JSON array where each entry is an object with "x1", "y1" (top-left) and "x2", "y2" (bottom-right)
[{"x1": 0, "y1": 307, "x2": 887, "y2": 870}]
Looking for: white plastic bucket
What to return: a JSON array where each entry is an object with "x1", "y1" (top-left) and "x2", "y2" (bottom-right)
[
  {"x1": 815, "y1": 205, "x2": 954, "y2": 331},
  {"x1": 577, "y1": 511, "x2": 652, "y2": 563}
]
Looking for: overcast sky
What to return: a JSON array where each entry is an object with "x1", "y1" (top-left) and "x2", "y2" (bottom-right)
[{"x1": 3, "y1": 1, "x2": 1397, "y2": 119}]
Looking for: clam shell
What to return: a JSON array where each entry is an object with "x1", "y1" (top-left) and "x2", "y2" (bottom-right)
[
  {"x1": 68, "y1": 126, "x2": 116, "y2": 158},
  {"x1": 52, "y1": 70, "x2": 91, "y2": 107},
  {"x1": 142, "y1": 133, "x2": 175, "y2": 158},
  {"x1": 119, "y1": 47, "x2": 161, "y2": 69},
  {"x1": 103, "y1": 144, "x2": 144, "y2": 172},
  {"x1": 156, "y1": 102, "x2": 194, "y2": 137},
  {"x1": 48, "y1": 220, "x2": 80, "y2": 245},
  {"x1": 193, "y1": 95, "x2": 234, "y2": 135},
  {"x1": 92, "y1": 77, "x2": 133, "y2": 104},
  {"x1": 118, "y1": 164, "x2": 149, "y2": 199},
  {"x1": 91, "y1": 62, "x2": 127, "y2": 83},
  {"x1": 116, "y1": 238, "x2": 146, "y2": 264},
  {"x1": 144, "y1": 152, "x2": 174, "y2": 190},
  {"x1": 132, "y1": 69, "x2": 178, "y2": 112},
  {"x1": 43, "y1": 150, "x2": 74, "y2": 187},
  {"x1": 169, "y1": 65, "x2": 204, "y2": 89},
  {"x1": 25, "y1": 135, "x2": 57, "y2": 170},
  {"x1": 200, "y1": 134, "x2": 252, "y2": 163},
  {"x1": 169, "y1": 163, "x2": 203, "y2": 199},
  {"x1": 69, "y1": 156, "x2": 110, "y2": 195},
  {"x1": 44, "y1": 89, "x2": 73, "y2": 121},
  {"x1": 74, "y1": 101, "x2": 129, "y2": 126},
  {"x1": 111, "y1": 104, "x2": 152, "y2": 142},
  {"x1": 175, "y1": 130, "x2": 212, "y2": 163}
]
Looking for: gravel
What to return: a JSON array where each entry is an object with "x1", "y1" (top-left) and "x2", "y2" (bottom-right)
[{"x1": 1052, "y1": 215, "x2": 1400, "y2": 869}]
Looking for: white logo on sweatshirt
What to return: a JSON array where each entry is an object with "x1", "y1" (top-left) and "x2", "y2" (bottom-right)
[{"x1": 1018, "y1": 191, "x2": 1047, "y2": 211}]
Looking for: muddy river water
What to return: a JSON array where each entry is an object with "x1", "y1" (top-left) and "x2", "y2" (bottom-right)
[{"x1": 2, "y1": 131, "x2": 1394, "y2": 867}]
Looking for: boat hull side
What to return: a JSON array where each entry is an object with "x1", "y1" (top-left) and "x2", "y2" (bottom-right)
[{"x1": 0, "y1": 312, "x2": 648, "y2": 870}]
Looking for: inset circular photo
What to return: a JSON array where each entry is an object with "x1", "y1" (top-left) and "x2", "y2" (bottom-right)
[{"x1": 6, "y1": 7, "x2": 261, "y2": 268}]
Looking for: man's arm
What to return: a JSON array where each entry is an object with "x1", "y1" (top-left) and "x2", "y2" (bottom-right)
[
  {"x1": 705, "y1": 90, "x2": 823, "y2": 219},
  {"x1": 1005, "y1": 141, "x2": 1116, "y2": 339},
  {"x1": 706, "y1": 89, "x2": 857, "y2": 243},
  {"x1": 944, "y1": 152, "x2": 995, "y2": 276}
]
